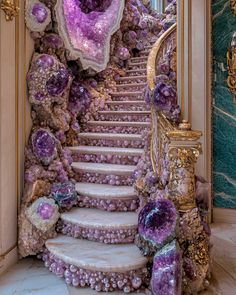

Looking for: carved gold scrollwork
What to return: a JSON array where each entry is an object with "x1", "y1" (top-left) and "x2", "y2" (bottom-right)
[
  {"x1": 0, "y1": 0, "x2": 19, "y2": 21},
  {"x1": 231, "y1": 0, "x2": 236, "y2": 15},
  {"x1": 227, "y1": 46, "x2": 236, "y2": 103},
  {"x1": 168, "y1": 147, "x2": 200, "y2": 212}
]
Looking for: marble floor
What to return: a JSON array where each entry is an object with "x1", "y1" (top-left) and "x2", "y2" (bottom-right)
[{"x1": 0, "y1": 223, "x2": 235, "y2": 295}]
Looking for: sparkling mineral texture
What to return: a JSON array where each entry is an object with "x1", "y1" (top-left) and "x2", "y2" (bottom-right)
[
  {"x1": 51, "y1": 181, "x2": 77, "y2": 209},
  {"x1": 137, "y1": 199, "x2": 179, "y2": 256},
  {"x1": 54, "y1": 0, "x2": 125, "y2": 72},
  {"x1": 151, "y1": 240, "x2": 182, "y2": 295},
  {"x1": 25, "y1": 0, "x2": 51, "y2": 32},
  {"x1": 32, "y1": 129, "x2": 58, "y2": 165},
  {"x1": 26, "y1": 197, "x2": 60, "y2": 232},
  {"x1": 27, "y1": 53, "x2": 71, "y2": 105}
]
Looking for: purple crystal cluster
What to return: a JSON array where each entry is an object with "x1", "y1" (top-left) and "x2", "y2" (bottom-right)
[
  {"x1": 151, "y1": 240, "x2": 182, "y2": 295},
  {"x1": 51, "y1": 181, "x2": 77, "y2": 210},
  {"x1": 137, "y1": 199, "x2": 178, "y2": 256}
]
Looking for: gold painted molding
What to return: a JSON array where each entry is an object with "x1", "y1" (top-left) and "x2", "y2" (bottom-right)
[
  {"x1": 231, "y1": 0, "x2": 236, "y2": 15},
  {"x1": 0, "y1": 0, "x2": 19, "y2": 21}
]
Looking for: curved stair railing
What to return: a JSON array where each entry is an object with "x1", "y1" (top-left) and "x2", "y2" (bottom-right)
[{"x1": 147, "y1": 23, "x2": 203, "y2": 212}]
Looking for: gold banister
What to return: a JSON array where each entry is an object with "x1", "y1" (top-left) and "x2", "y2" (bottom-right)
[
  {"x1": 147, "y1": 23, "x2": 177, "y2": 91},
  {"x1": 147, "y1": 23, "x2": 203, "y2": 212}
]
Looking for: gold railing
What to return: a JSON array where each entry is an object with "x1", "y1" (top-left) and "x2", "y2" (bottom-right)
[{"x1": 147, "y1": 23, "x2": 203, "y2": 212}]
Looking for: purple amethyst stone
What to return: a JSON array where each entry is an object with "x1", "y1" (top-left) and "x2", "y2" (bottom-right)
[
  {"x1": 32, "y1": 129, "x2": 57, "y2": 164},
  {"x1": 46, "y1": 68, "x2": 70, "y2": 96},
  {"x1": 36, "y1": 54, "x2": 54, "y2": 69},
  {"x1": 32, "y1": 3, "x2": 48, "y2": 23},
  {"x1": 51, "y1": 182, "x2": 77, "y2": 209},
  {"x1": 37, "y1": 202, "x2": 55, "y2": 220},
  {"x1": 151, "y1": 240, "x2": 182, "y2": 295},
  {"x1": 138, "y1": 199, "x2": 178, "y2": 249}
]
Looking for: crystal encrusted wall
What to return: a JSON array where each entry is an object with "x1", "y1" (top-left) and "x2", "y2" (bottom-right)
[{"x1": 212, "y1": 0, "x2": 236, "y2": 208}]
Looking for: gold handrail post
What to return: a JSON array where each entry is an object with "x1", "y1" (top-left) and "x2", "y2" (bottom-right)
[{"x1": 166, "y1": 120, "x2": 202, "y2": 211}]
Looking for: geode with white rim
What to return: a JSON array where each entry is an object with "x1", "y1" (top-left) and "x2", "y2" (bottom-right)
[
  {"x1": 25, "y1": 0, "x2": 51, "y2": 32},
  {"x1": 54, "y1": 0, "x2": 125, "y2": 72}
]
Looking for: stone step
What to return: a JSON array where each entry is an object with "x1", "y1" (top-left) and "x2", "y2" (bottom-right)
[
  {"x1": 130, "y1": 57, "x2": 147, "y2": 62},
  {"x1": 128, "y1": 62, "x2": 146, "y2": 70},
  {"x1": 78, "y1": 132, "x2": 143, "y2": 141},
  {"x1": 77, "y1": 132, "x2": 144, "y2": 149},
  {"x1": 45, "y1": 235, "x2": 147, "y2": 272},
  {"x1": 75, "y1": 182, "x2": 139, "y2": 211},
  {"x1": 72, "y1": 162, "x2": 136, "y2": 176},
  {"x1": 45, "y1": 235, "x2": 148, "y2": 292},
  {"x1": 86, "y1": 121, "x2": 150, "y2": 127},
  {"x1": 59, "y1": 208, "x2": 138, "y2": 240},
  {"x1": 83, "y1": 121, "x2": 151, "y2": 135},
  {"x1": 70, "y1": 146, "x2": 144, "y2": 157},
  {"x1": 117, "y1": 75, "x2": 147, "y2": 84},
  {"x1": 115, "y1": 83, "x2": 146, "y2": 92},
  {"x1": 110, "y1": 91, "x2": 143, "y2": 98},
  {"x1": 76, "y1": 182, "x2": 137, "y2": 200},
  {"x1": 125, "y1": 68, "x2": 146, "y2": 76},
  {"x1": 97, "y1": 110, "x2": 151, "y2": 122},
  {"x1": 106, "y1": 100, "x2": 148, "y2": 111}
]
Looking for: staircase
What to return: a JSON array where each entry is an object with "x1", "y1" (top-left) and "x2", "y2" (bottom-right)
[{"x1": 43, "y1": 41, "x2": 156, "y2": 293}]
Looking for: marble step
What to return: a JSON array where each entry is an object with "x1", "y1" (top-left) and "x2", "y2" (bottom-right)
[
  {"x1": 72, "y1": 162, "x2": 136, "y2": 186},
  {"x1": 70, "y1": 146, "x2": 143, "y2": 165},
  {"x1": 128, "y1": 62, "x2": 146, "y2": 70},
  {"x1": 70, "y1": 146, "x2": 143, "y2": 157},
  {"x1": 58, "y1": 208, "x2": 138, "y2": 244},
  {"x1": 72, "y1": 162, "x2": 136, "y2": 176},
  {"x1": 115, "y1": 83, "x2": 146, "y2": 92},
  {"x1": 110, "y1": 91, "x2": 144, "y2": 100},
  {"x1": 45, "y1": 235, "x2": 148, "y2": 292},
  {"x1": 83, "y1": 121, "x2": 151, "y2": 135},
  {"x1": 126, "y1": 68, "x2": 146, "y2": 76},
  {"x1": 139, "y1": 50, "x2": 149, "y2": 56},
  {"x1": 106, "y1": 100, "x2": 148, "y2": 111},
  {"x1": 76, "y1": 182, "x2": 137, "y2": 201},
  {"x1": 75, "y1": 182, "x2": 139, "y2": 211},
  {"x1": 97, "y1": 110, "x2": 151, "y2": 122},
  {"x1": 117, "y1": 75, "x2": 147, "y2": 84},
  {"x1": 130, "y1": 57, "x2": 148, "y2": 63}
]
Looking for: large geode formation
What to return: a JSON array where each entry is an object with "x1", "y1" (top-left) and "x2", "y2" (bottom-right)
[
  {"x1": 136, "y1": 199, "x2": 179, "y2": 256},
  {"x1": 55, "y1": 0, "x2": 125, "y2": 72},
  {"x1": 151, "y1": 240, "x2": 182, "y2": 295}
]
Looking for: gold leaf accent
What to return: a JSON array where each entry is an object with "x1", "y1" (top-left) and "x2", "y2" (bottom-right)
[{"x1": 0, "y1": 0, "x2": 19, "y2": 21}]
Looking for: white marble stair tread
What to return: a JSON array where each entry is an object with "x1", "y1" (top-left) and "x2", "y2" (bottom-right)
[
  {"x1": 118, "y1": 74, "x2": 147, "y2": 81},
  {"x1": 76, "y1": 182, "x2": 137, "y2": 200},
  {"x1": 86, "y1": 121, "x2": 150, "y2": 127},
  {"x1": 46, "y1": 235, "x2": 147, "y2": 272},
  {"x1": 60, "y1": 208, "x2": 138, "y2": 229},
  {"x1": 69, "y1": 146, "x2": 144, "y2": 156},
  {"x1": 129, "y1": 62, "x2": 147, "y2": 67},
  {"x1": 116, "y1": 82, "x2": 146, "y2": 88},
  {"x1": 72, "y1": 162, "x2": 136, "y2": 175},
  {"x1": 106, "y1": 100, "x2": 146, "y2": 105},
  {"x1": 110, "y1": 91, "x2": 143, "y2": 97},
  {"x1": 126, "y1": 69, "x2": 146, "y2": 73},
  {"x1": 78, "y1": 132, "x2": 143, "y2": 140},
  {"x1": 98, "y1": 111, "x2": 151, "y2": 115}
]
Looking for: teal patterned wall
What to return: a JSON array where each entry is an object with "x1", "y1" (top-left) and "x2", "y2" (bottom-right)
[{"x1": 212, "y1": 0, "x2": 236, "y2": 208}]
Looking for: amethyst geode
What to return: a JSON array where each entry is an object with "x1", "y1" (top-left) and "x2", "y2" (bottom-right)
[
  {"x1": 32, "y1": 129, "x2": 58, "y2": 165},
  {"x1": 55, "y1": 0, "x2": 125, "y2": 72},
  {"x1": 25, "y1": 0, "x2": 51, "y2": 32},
  {"x1": 51, "y1": 181, "x2": 77, "y2": 209},
  {"x1": 137, "y1": 199, "x2": 178, "y2": 256},
  {"x1": 151, "y1": 240, "x2": 182, "y2": 295}
]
